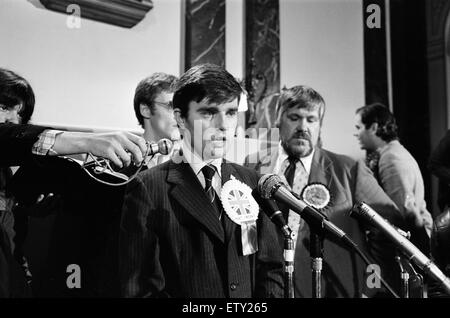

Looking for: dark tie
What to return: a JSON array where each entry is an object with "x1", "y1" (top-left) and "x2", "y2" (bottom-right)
[
  {"x1": 284, "y1": 156, "x2": 299, "y2": 188},
  {"x1": 201, "y1": 164, "x2": 223, "y2": 220},
  {"x1": 201, "y1": 164, "x2": 216, "y2": 203}
]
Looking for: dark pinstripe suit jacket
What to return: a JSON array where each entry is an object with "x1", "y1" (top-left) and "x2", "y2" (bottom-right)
[{"x1": 119, "y1": 159, "x2": 284, "y2": 298}]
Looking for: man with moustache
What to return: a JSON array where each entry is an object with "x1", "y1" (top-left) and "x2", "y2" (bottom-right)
[
  {"x1": 119, "y1": 64, "x2": 283, "y2": 298},
  {"x1": 245, "y1": 85, "x2": 404, "y2": 298}
]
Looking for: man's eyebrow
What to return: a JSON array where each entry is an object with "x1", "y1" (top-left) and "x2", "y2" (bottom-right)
[{"x1": 197, "y1": 106, "x2": 219, "y2": 112}]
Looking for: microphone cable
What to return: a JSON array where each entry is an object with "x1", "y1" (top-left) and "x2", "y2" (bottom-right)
[
  {"x1": 340, "y1": 235, "x2": 400, "y2": 298},
  {"x1": 66, "y1": 140, "x2": 155, "y2": 187}
]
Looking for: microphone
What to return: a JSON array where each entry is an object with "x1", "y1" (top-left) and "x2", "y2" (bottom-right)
[
  {"x1": 147, "y1": 138, "x2": 173, "y2": 156},
  {"x1": 257, "y1": 175, "x2": 401, "y2": 297},
  {"x1": 257, "y1": 174, "x2": 349, "y2": 244},
  {"x1": 251, "y1": 188, "x2": 291, "y2": 237},
  {"x1": 251, "y1": 188, "x2": 295, "y2": 298},
  {"x1": 351, "y1": 202, "x2": 450, "y2": 294}
]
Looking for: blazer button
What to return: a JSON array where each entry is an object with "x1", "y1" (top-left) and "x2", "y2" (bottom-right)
[{"x1": 230, "y1": 283, "x2": 238, "y2": 291}]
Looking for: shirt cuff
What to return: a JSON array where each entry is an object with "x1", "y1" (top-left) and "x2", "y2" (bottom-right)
[{"x1": 32, "y1": 129, "x2": 64, "y2": 156}]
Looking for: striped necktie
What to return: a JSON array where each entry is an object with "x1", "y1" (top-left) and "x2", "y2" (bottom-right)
[
  {"x1": 283, "y1": 156, "x2": 308, "y2": 251},
  {"x1": 201, "y1": 164, "x2": 216, "y2": 203}
]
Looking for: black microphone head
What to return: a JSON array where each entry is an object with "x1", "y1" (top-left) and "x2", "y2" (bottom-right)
[
  {"x1": 251, "y1": 188, "x2": 280, "y2": 214},
  {"x1": 257, "y1": 174, "x2": 284, "y2": 199},
  {"x1": 349, "y1": 201, "x2": 367, "y2": 219},
  {"x1": 157, "y1": 138, "x2": 173, "y2": 155},
  {"x1": 252, "y1": 188, "x2": 289, "y2": 236}
]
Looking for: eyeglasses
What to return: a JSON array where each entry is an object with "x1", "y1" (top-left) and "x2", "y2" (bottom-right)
[
  {"x1": 0, "y1": 103, "x2": 23, "y2": 113},
  {"x1": 153, "y1": 101, "x2": 173, "y2": 109}
]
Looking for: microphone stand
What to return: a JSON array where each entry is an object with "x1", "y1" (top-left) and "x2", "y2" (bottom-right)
[
  {"x1": 395, "y1": 254, "x2": 409, "y2": 298},
  {"x1": 310, "y1": 232, "x2": 324, "y2": 298},
  {"x1": 404, "y1": 260, "x2": 424, "y2": 298},
  {"x1": 283, "y1": 229, "x2": 295, "y2": 298}
]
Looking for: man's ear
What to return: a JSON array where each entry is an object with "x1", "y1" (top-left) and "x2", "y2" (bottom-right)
[
  {"x1": 369, "y1": 122, "x2": 378, "y2": 134},
  {"x1": 139, "y1": 104, "x2": 151, "y2": 119},
  {"x1": 174, "y1": 108, "x2": 185, "y2": 129}
]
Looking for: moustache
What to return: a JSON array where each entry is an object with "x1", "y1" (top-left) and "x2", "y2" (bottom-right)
[
  {"x1": 211, "y1": 135, "x2": 227, "y2": 141},
  {"x1": 292, "y1": 131, "x2": 311, "y2": 140}
]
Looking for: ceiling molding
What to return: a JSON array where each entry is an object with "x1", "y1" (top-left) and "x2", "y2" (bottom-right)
[{"x1": 39, "y1": 0, "x2": 153, "y2": 28}]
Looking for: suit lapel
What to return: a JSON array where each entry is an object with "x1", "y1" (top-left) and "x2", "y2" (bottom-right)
[
  {"x1": 167, "y1": 160, "x2": 225, "y2": 243},
  {"x1": 221, "y1": 161, "x2": 238, "y2": 243},
  {"x1": 309, "y1": 148, "x2": 333, "y2": 217},
  {"x1": 309, "y1": 149, "x2": 332, "y2": 187}
]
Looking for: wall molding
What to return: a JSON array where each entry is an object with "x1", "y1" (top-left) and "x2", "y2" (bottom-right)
[{"x1": 39, "y1": 0, "x2": 153, "y2": 28}]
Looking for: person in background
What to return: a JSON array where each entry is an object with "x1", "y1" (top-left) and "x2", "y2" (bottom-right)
[
  {"x1": 133, "y1": 72, "x2": 180, "y2": 168},
  {"x1": 245, "y1": 85, "x2": 404, "y2": 297},
  {"x1": 428, "y1": 130, "x2": 450, "y2": 298},
  {"x1": 354, "y1": 103, "x2": 433, "y2": 254},
  {"x1": 0, "y1": 68, "x2": 147, "y2": 298}
]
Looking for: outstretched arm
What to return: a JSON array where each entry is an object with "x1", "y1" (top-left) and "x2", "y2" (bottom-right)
[{"x1": 0, "y1": 123, "x2": 147, "y2": 167}]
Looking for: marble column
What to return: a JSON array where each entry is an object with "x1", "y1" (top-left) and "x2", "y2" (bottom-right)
[
  {"x1": 245, "y1": 0, "x2": 280, "y2": 129},
  {"x1": 185, "y1": 0, "x2": 226, "y2": 70}
]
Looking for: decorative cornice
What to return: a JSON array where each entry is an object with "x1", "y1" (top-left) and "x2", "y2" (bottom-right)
[{"x1": 40, "y1": 0, "x2": 153, "y2": 28}]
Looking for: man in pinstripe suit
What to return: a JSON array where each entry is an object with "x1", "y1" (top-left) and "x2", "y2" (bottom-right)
[{"x1": 119, "y1": 64, "x2": 284, "y2": 298}]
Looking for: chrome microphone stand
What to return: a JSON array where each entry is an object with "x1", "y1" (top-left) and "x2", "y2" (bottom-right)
[
  {"x1": 394, "y1": 227, "x2": 424, "y2": 298},
  {"x1": 310, "y1": 232, "x2": 324, "y2": 298},
  {"x1": 282, "y1": 228, "x2": 295, "y2": 298},
  {"x1": 395, "y1": 254, "x2": 410, "y2": 298}
]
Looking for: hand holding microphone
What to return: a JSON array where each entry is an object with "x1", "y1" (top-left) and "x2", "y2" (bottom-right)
[{"x1": 81, "y1": 138, "x2": 174, "y2": 186}]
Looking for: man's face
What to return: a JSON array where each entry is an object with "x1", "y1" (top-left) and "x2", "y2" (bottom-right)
[
  {"x1": 149, "y1": 91, "x2": 180, "y2": 141},
  {"x1": 279, "y1": 106, "x2": 321, "y2": 158},
  {"x1": 0, "y1": 104, "x2": 22, "y2": 124},
  {"x1": 354, "y1": 113, "x2": 376, "y2": 151},
  {"x1": 177, "y1": 98, "x2": 239, "y2": 160}
]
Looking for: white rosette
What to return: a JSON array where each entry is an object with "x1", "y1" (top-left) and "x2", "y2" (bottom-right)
[
  {"x1": 220, "y1": 175, "x2": 259, "y2": 256},
  {"x1": 301, "y1": 183, "x2": 331, "y2": 210}
]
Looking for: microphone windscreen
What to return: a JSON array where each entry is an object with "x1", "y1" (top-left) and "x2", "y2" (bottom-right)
[
  {"x1": 251, "y1": 188, "x2": 279, "y2": 212},
  {"x1": 158, "y1": 138, "x2": 173, "y2": 155},
  {"x1": 257, "y1": 174, "x2": 283, "y2": 199},
  {"x1": 349, "y1": 202, "x2": 369, "y2": 220}
]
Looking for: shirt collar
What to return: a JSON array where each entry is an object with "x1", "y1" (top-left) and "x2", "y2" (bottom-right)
[
  {"x1": 377, "y1": 139, "x2": 399, "y2": 156},
  {"x1": 277, "y1": 142, "x2": 315, "y2": 175},
  {"x1": 181, "y1": 139, "x2": 222, "y2": 178}
]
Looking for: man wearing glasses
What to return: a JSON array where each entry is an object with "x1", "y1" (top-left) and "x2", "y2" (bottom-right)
[{"x1": 133, "y1": 73, "x2": 180, "y2": 167}]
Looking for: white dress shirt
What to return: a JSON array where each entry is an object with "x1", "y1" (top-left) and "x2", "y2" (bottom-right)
[
  {"x1": 274, "y1": 142, "x2": 315, "y2": 189},
  {"x1": 180, "y1": 139, "x2": 223, "y2": 195}
]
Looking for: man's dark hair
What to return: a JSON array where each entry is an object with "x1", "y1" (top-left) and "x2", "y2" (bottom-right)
[
  {"x1": 356, "y1": 103, "x2": 398, "y2": 142},
  {"x1": 276, "y1": 85, "x2": 326, "y2": 124},
  {"x1": 0, "y1": 68, "x2": 35, "y2": 124},
  {"x1": 133, "y1": 72, "x2": 178, "y2": 127},
  {"x1": 173, "y1": 64, "x2": 242, "y2": 118}
]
